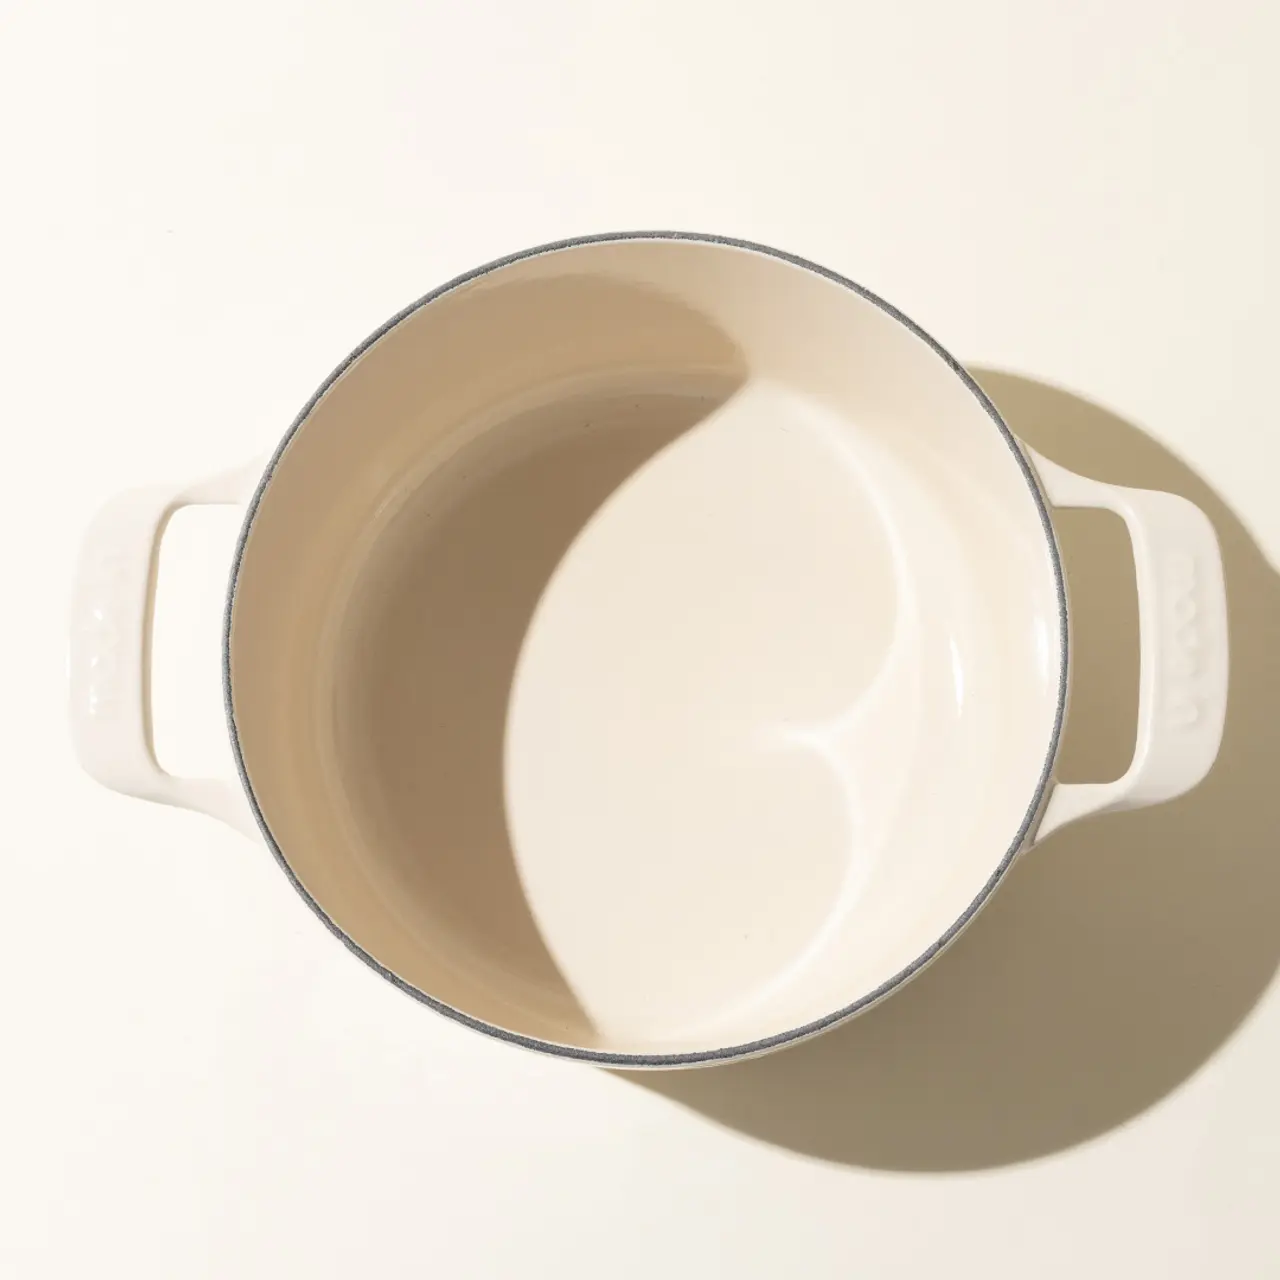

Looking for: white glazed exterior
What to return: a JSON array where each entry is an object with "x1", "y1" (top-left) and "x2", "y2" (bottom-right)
[{"x1": 68, "y1": 234, "x2": 1229, "y2": 1066}]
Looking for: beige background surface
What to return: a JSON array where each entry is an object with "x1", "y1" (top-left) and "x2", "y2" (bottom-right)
[{"x1": 3, "y1": 1, "x2": 1277, "y2": 1275}]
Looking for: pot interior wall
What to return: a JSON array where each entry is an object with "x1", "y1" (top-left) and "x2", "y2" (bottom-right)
[{"x1": 228, "y1": 239, "x2": 1062, "y2": 1057}]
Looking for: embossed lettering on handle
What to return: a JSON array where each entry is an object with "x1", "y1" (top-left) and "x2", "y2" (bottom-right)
[{"x1": 1164, "y1": 551, "x2": 1205, "y2": 729}]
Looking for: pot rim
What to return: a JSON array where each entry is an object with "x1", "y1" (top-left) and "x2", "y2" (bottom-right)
[{"x1": 222, "y1": 230, "x2": 1070, "y2": 1068}]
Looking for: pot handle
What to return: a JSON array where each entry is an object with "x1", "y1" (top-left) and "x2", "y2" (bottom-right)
[
  {"x1": 69, "y1": 465, "x2": 262, "y2": 838},
  {"x1": 1027, "y1": 449, "x2": 1228, "y2": 843}
]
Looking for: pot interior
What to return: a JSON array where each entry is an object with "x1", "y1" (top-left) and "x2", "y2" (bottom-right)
[{"x1": 228, "y1": 238, "x2": 1063, "y2": 1059}]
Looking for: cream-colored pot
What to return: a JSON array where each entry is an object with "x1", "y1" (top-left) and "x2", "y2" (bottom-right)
[{"x1": 70, "y1": 234, "x2": 1229, "y2": 1066}]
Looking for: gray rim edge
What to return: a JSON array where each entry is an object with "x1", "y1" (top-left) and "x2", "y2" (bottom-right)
[{"x1": 221, "y1": 231, "x2": 1070, "y2": 1069}]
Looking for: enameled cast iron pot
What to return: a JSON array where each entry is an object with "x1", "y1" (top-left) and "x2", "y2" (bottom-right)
[{"x1": 70, "y1": 234, "x2": 1228, "y2": 1066}]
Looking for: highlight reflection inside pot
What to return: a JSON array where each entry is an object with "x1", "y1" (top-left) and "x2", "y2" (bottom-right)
[{"x1": 505, "y1": 379, "x2": 1033, "y2": 1051}]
